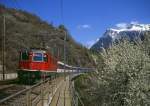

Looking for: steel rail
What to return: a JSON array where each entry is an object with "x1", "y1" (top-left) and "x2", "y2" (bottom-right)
[{"x1": 0, "y1": 78, "x2": 50, "y2": 104}]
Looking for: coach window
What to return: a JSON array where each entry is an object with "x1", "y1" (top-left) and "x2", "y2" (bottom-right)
[
  {"x1": 33, "y1": 53, "x2": 43, "y2": 61},
  {"x1": 21, "y1": 52, "x2": 29, "y2": 61}
]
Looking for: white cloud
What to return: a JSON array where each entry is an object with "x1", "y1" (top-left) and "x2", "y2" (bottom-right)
[
  {"x1": 131, "y1": 21, "x2": 139, "y2": 24},
  {"x1": 77, "y1": 24, "x2": 91, "y2": 29},
  {"x1": 116, "y1": 21, "x2": 139, "y2": 29},
  {"x1": 116, "y1": 23, "x2": 128, "y2": 29}
]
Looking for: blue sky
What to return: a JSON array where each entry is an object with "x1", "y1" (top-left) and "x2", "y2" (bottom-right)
[{"x1": 0, "y1": 0, "x2": 150, "y2": 47}]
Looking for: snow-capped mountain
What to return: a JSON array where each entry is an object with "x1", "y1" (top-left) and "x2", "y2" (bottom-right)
[{"x1": 91, "y1": 23, "x2": 150, "y2": 51}]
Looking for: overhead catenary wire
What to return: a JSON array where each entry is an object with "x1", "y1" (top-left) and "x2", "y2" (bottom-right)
[
  {"x1": 60, "y1": 0, "x2": 64, "y2": 24},
  {"x1": 60, "y1": 0, "x2": 67, "y2": 81},
  {"x1": 9, "y1": 0, "x2": 18, "y2": 9},
  {"x1": 12, "y1": 0, "x2": 21, "y2": 9}
]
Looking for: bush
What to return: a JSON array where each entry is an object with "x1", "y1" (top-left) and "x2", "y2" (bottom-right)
[
  {"x1": 75, "y1": 40, "x2": 150, "y2": 106},
  {"x1": 98, "y1": 40, "x2": 149, "y2": 105}
]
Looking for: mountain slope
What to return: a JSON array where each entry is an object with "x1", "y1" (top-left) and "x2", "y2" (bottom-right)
[
  {"x1": 0, "y1": 5, "x2": 95, "y2": 72},
  {"x1": 91, "y1": 23, "x2": 150, "y2": 51}
]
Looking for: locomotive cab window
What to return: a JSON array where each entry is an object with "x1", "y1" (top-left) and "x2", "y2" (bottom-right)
[
  {"x1": 21, "y1": 52, "x2": 29, "y2": 61},
  {"x1": 44, "y1": 54, "x2": 48, "y2": 62},
  {"x1": 33, "y1": 53, "x2": 43, "y2": 61}
]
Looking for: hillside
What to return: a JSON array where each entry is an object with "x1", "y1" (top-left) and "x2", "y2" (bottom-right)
[
  {"x1": 75, "y1": 33, "x2": 150, "y2": 105},
  {"x1": 0, "y1": 5, "x2": 95, "y2": 73},
  {"x1": 91, "y1": 23, "x2": 150, "y2": 51}
]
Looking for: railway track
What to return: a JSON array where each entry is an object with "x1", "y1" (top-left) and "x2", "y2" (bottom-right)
[
  {"x1": 0, "y1": 78, "x2": 18, "y2": 85},
  {"x1": 0, "y1": 77, "x2": 63, "y2": 106},
  {"x1": 50, "y1": 77, "x2": 71, "y2": 106},
  {"x1": 0, "y1": 84, "x2": 26, "y2": 100}
]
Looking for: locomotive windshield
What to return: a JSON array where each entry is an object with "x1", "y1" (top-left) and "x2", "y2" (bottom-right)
[
  {"x1": 33, "y1": 53, "x2": 43, "y2": 61},
  {"x1": 44, "y1": 54, "x2": 48, "y2": 62}
]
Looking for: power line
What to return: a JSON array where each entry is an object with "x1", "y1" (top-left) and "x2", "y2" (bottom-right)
[
  {"x1": 10, "y1": 0, "x2": 18, "y2": 9},
  {"x1": 11, "y1": 0, "x2": 22, "y2": 10},
  {"x1": 60, "y1": 0, "x2": 67, "y2": 81},
  {"x1": 60, "y1": 0, "x2": 64, "y2": 24}
]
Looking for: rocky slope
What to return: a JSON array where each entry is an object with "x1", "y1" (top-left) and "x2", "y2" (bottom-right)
[
  {"x1": 91, "y1": 23, "x2": 150, "y2": 51},
  {"x1": 0, "y1": 5, "x2": 95, "y2": 72}
]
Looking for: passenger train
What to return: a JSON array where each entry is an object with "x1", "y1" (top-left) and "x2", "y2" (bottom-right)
[{"x1": 18, "y1": 48, "x2": 91, "y2": 83}]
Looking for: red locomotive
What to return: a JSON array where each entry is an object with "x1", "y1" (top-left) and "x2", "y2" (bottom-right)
[
  {"x1": 18, "y1": 48, "x2": 58, "y2": 83},
  {"x1": 18, "y1": 48, "x2": 92, "y2": 84}
]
